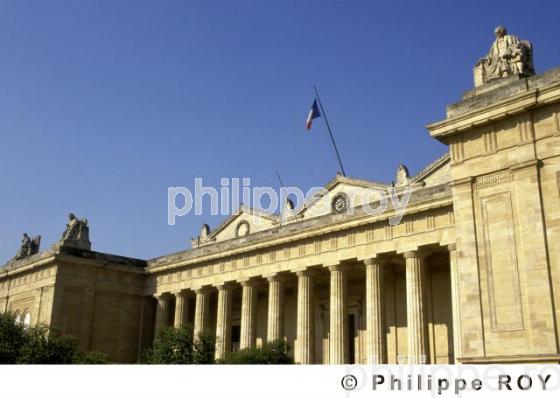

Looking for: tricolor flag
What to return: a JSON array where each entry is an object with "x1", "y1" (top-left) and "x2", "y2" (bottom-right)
[{"x1": 305, "y1": 99, "x2": 321, "y2": 130}]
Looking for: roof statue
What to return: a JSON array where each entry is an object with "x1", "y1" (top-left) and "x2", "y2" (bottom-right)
[
  {"x1": 474, "y1": 25, "x2": 534, "y2": 87},
  {"x1": 280, "y1": 197, "x2": 295, "y2": 222},
  {"x1": 14, "y1": 233, "x2": 41, "y2": 260},
  {"x1": 394, "y1": 164, "x2": 411, "y2": 188},
  {"x1": 58, "y1": 213, "x2": 91, "y2": 250}
]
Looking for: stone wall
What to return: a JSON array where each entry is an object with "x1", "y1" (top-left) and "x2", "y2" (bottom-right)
[
  {"x1": 49, "y1": 250, "x2": 147, "y2": 363},
  {"x1": 0, "y1": 252, "x2": 58, "y2": 328},
  {"x1": 429, "y1": 67, "x2": 560, "y2": 363},
  {"x1": 0, "y1": 247, "x2": 147, "y2": 363}
]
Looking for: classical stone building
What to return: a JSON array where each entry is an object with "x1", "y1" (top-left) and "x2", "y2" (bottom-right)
[{"x1": 2, "y1": 29, "x2": 560, "y2": 364}]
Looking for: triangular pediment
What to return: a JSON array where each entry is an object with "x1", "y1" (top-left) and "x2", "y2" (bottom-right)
[
  {"x1": 297, "y1": 154, "x2": 450, "y2": 220},
  {"x1": 298, "y1": 175, "x2": 390, "y2": 219},
  {"x1": 191, "y1": 205, "x2": 278, "y2": 247}
]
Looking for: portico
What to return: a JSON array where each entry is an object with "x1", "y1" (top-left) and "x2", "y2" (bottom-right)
[{"x1": 150, "y1": 242, "x2": 456, "y2": 364}]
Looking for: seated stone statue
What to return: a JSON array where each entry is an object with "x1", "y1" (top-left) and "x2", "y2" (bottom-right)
[
  {"x1": 474, "y1": 26, "x2": 534, "y2": 87},
  {"x1": 59, "y1": 213, "x2": 91, "y2": 250},
  {"x1": 15, "y1": 233, "x2": 41, "y2": 260}
]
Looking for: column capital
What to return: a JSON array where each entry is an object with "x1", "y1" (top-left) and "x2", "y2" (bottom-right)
[
  {"x1": 363, "y1": 257, "x2": 384, "y2": 267},
  {"x1": 172, "y1": 289, "x2": 188, "y2": 298},
  {"x1": 240, "y1": 279, "x2": 258, "y2": 287},
  {"x1": 265, "y1": 274, "x2": 284, "y2": 283},
  {"x1": 154, "y1": 292, "x2": 171, "y2": 300},
  {"x1": 296, "y1": 268, "x2": 318, "y2": 278},
  {"x1": 215, "y1": 282, "x2": 234, "y2": 291},
  {"x1": 403, "y1": 250, "x2": 427, "y2": 260},
  {"x1": 447, "y1": 243, "x2": 457, "y2": 252},
  {"x1": 327, "y1": 263, "x2": 346, "y2": 272},
  {"x1": 194, "y1": 286, "x2": 212, "y2": 294}
]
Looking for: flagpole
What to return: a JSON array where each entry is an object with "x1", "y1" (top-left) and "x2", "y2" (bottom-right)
[
  {"x1": 274, "y1": 169, "x2": 286, "y2": 189},
  {"x1": 275, "y1": 169, "x2": 291, "y2": 224},
  {"x1": 275, "y1": 169, "x2": 287, "y2": 202},
  {"x1": 313, "y1": 85, "x2": 346, "y2": 177}
]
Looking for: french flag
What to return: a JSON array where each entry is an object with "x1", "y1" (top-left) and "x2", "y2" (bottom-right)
[{"x1": 305, "y1": 99, "x2": 321, "y2": 130}]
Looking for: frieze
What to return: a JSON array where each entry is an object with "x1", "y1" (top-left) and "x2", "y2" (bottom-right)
[{"x1": 474, "y1": 170, "x2": 514, "y2": 189}]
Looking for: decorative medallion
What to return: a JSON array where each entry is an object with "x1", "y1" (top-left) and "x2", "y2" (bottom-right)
[
  {"x1": 331, "y1": 193, "x2": 349, "y2": 214},
  {"x1": 236, "y1": 220, "x2": 250, "y2": 237}
]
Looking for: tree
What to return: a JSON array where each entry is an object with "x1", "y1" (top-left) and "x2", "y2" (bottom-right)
[
  {"x1": 0, "y1": 312, "x2": 26, "y2": 364},
  {"x1": 0, "y1": 311, "x2": 112, "y2": 364},
  {"x1": 143, "y1": 326, "x2": 215, "y2": 364},
  {"x1": 17, "y1": 326, "x2": 77, "y2": 364},
  {"x1": 193, "y1": 330, "x2": 216, "y2": 364},
  {"x1": 220, "y1": 340, "x2": 293, "y2": 364}
]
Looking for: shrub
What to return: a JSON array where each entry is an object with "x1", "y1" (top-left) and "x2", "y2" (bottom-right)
[
  {"x1": 193, "y1": 330, "x2": 216, "y2": 364},
  {"x1": 0, "y1": 311, "x2": 112, "y2": 364},
  {"x1": 143, "y1": 326, "x2": 215, "y2": 364},
  {"x1": 73, "y1": 350, "x2": 111, "y2": 364},
  {"x1": 220, "y1": 339, "x2": 293, "y2": 364},
  {"x1": 0, "y1": 312, "x2": 26, "y2": 364},
  {"x1": 17, "y1": 326, "x2": 77, "y2": 364}
]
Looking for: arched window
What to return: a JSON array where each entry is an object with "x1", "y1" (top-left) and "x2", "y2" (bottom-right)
[
  {"x1": 14, "y1": 311, "x2": 21, "y2": 324},
  {"x1": 22, "y1": 311, "x2": 31, "y2": 329}
]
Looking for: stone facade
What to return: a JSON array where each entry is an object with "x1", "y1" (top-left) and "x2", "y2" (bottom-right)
[{"x1": 1, "y1": 66, "x2": 560, "y2": 364}]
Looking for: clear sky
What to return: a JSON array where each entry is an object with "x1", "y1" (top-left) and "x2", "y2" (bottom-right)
[{"x1": 1, "y1": 0, "x2": 559, "y2": 261}]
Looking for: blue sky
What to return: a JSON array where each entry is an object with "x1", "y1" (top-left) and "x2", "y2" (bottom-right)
[{"x1": 1, "y1": 0, "x2": 559, "y2": 260}]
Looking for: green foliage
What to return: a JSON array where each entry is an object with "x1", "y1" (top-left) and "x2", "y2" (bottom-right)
[
  {"x1": 193, "y1": 330, "x2": 217, "y2": 364},
  {"x1": 220, "y1": 340, "x2": 293, "y2": 364},
  {"x1": 143, "y1": 326, "x2": 215, "y2": 364},
  {"x1": 0, "y1": 312, "x2": 26, "y2": 364},
  {"x1": 73, "y1": 350, "x2": 111, "y2": 364},
  {"x1": 0, "y1": 311, "x2": 112, "y2": 364},
  {"x1": 17, "y1": 326, "x2": 78, "y2": 364},
  {"x1": 2, "y1": 311, "x2": 291, "y2": 365},
  {"x1": 143, "y1": 326, "x2": 194, "y2": 364}
]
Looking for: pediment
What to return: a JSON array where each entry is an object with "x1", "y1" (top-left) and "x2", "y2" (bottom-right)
[
  {"x1": 298, "y1": 175, "x2": 390, "y2": 219},
  {"x1": 191, "y1": 205, "x2": 278, "y2": 247},
  {"x1": 298, "y1": 154, "x2": 450, "y2": 220}
]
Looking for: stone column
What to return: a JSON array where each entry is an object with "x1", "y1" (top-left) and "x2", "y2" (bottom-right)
[
  {"x1": 173, "y1": 291, "x2": 189, "y2": 328},
  {"x1": 215, "y1": 284, "x2": 232, "y2": 360},
  {"x1": 296, "y1": 270, "x2": 315, "y2": 364},
  {"x1": 364, "y1": 257, "x2": 386, "y2": 364},
  {"x1": 240, "y1": 280, "x2": 257, "y2": 350},
  {"x1": 193, "y1": 287, "x2": 210, "y2": 339},
  {"x1": 448, "y1": 244, "x2": 462, "y2": 363},
  {"x1": 329, "y1": 264, "x2": 347, "y2": 364},
  {"x1": 267, "y1": 275, "x2": 284, "y2": 342},
  {"x1": 154, "y1": 295, "x2": 170, "y2": 336},
  {"x1": 404, "y1": 251, "x2": 429, "y2": 364}
]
